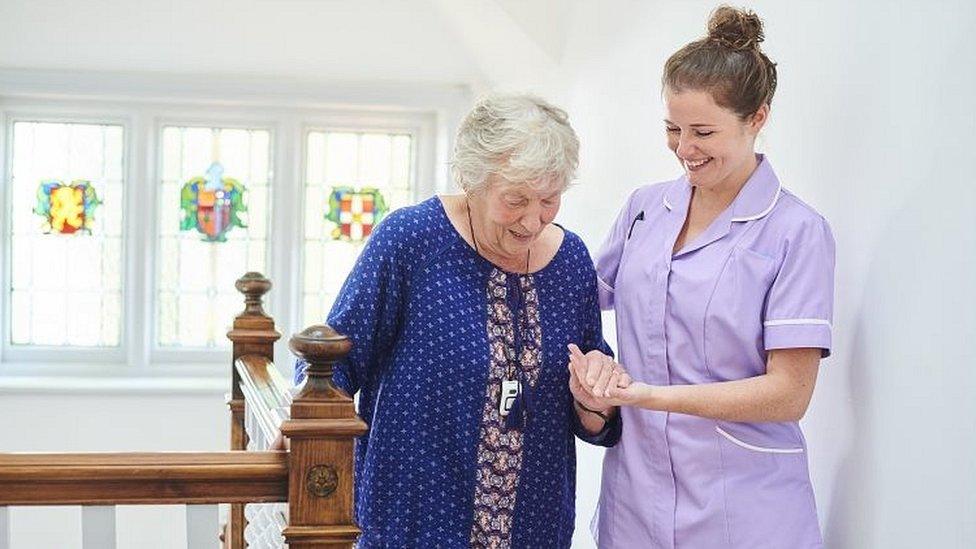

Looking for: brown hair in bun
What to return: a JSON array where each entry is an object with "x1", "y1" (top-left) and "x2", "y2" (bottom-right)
[{"x1": 664, "y1": 5, "x2": 778, "y2": 119}]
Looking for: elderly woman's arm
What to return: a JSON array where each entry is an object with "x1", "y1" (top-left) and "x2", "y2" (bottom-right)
[
  {"x1": 566, "y1": 267, "x2": 623, "y2": 447},
  {"x1": 293, "y1": 211, "x2": 408, "y2": 397}
]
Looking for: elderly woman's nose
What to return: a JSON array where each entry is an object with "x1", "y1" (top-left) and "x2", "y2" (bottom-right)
[{"x1": 521, "y1": 211, "x2": 543, "y2": 233}]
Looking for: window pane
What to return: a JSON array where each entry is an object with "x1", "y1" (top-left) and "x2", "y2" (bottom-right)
[
  {"x1": 156, "y1": 126, "x2": 271, "y2": 348},
  {"x1": 301, "y1": 130, "x2": 415, "y2": 328},
  {"x1": 7, "y1": 121, "x2": 124, "y2": 347}
]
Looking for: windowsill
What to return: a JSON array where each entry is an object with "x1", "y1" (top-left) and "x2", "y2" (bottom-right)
[{"x1": 0, "y1": 362, "x2": 229, "y2": 395}]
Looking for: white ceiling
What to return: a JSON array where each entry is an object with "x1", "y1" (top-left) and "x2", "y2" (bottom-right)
[
  {"x1": 0, "y1": 0, "x2": 579, "y2": 89},
  {"x1": 0, "y1": 0, "x2": 474, "y2": 84}
]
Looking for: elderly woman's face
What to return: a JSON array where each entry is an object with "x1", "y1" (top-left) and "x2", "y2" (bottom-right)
[{"x1": 479, "y1": 173, "x2": 563, "y2": 257}]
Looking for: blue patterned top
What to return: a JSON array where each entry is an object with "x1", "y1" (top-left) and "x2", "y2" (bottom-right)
[{"x1": 295, "y1": 197, "x2": 620, "y2": 548}]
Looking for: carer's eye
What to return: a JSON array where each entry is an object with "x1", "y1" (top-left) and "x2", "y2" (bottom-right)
[{"x1": 695, "y1": 130, "x2": 715, "y2": 137}]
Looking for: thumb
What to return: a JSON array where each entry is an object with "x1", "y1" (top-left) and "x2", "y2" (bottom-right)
[{"x1": 567, "y1": 343, "x2": 585, "y2": 359}]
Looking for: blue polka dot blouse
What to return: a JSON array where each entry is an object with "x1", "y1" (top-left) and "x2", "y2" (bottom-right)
[{"x1": 295, "y1": 196, "x2": 621, "y2": 548}]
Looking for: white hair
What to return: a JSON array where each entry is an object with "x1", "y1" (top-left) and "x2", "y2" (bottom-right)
[{"x1": 450, "y1": 93, "x2": 580, "y2": 193}]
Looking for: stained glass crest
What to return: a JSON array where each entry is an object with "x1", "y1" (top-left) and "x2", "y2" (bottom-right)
[
  {"x1": 33, "y1": 179, "x2": 102, "y2": 235},
  {"x1": 180, "y1": 161, "x2": 248, "y2": 242},
  {"x1": 325, "y1": 186, "x2": 389, "y2": 242}
]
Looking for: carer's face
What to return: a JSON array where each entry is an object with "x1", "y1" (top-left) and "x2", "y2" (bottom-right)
[
  {"x1": 664, "y1": 88, "x2": 765, "y2": 192},
  {"x1": 481, "y1": 174, "x2": 563, "y2": 257}
]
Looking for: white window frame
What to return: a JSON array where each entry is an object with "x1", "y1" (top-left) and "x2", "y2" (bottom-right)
[{"x1": 0, "y1": 70, "x2": 463, "y2": 381}]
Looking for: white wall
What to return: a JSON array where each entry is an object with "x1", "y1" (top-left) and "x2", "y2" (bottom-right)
[
  {"x1": 550, "y1": 1, "x2": 976, "y2": 547},
  {"x1": 0, "y1": 386, "x2": 228, "y2": 548}
]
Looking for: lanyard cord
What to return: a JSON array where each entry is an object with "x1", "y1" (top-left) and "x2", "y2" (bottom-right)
[{"x1": 466, "y1": 199, "x2": 531, "y2": 381}]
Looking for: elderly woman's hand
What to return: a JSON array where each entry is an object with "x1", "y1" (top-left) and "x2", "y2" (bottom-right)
[
  {"x1": 567, "y1": 344, "x2": 629, "y2": 410},
  {"x1": 568, "y1": 344, "x2": 652, "y2": 409},
  {"x1": 568, "y1": 344, "x2": 632, "y2": 395}
]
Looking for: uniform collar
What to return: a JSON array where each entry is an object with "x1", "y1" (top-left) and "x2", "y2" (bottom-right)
[{"x1": 662, "y1": 154, "x2": 782, "y2": 223}]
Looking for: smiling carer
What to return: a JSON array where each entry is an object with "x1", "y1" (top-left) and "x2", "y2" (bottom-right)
[
  {"x1": 295, "y1": 93, "x2": 623, "y2": 548},
  {"x1": 567, "y1": 6, "x2": 836, "y2": 548}
]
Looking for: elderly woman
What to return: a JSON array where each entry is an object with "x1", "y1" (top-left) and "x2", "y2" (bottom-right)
[{"x1": 295, "y1": 93, "x2": 621, "y2": 548}]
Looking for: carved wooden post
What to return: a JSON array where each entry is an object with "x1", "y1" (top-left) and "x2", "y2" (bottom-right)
[
  {"x1": 227, "y1": 272, "x2": 281, "y2": 548},
  {"x1": 281, "y1": 325, "x2": 368, "y2": 548}
]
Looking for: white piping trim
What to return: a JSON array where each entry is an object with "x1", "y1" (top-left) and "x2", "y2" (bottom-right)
[
  {"x1": 597, "y1": 276, "x2": 615, "y2": 293},
  {"x1": 715, "y1": 426, "x2": 804, "y2": 454},
  {"x1": 764, "y1": 318, "x2": 832, "y2": 328},
  {"x1": 731, "y1": 183, "x2": 782, "y2": 222},
  {"x1": 662, "y1": 195, "x2": 673, "y2": 210}
]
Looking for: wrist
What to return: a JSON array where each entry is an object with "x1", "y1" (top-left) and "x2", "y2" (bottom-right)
[
  {"x1": 575, "y1": 400, "x2": 616, "y2": 421},
  {"x1": 634, "y1": 383, "x2": 658, "y2": 409}
]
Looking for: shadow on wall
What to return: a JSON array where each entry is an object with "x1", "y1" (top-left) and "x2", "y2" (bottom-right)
[{"x1": 824, "y1": 178, "x2": 976, "y2": 548}]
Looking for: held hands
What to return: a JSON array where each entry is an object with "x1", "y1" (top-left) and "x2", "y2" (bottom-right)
[{"x1": 567, "y1": 344, "x2": 647, "y2": 408}]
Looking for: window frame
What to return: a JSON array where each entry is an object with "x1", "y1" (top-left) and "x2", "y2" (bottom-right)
[
  {"x1": 0, "y1": 108, "x2": 133, "y2": 366},
  {"x1": 0, "y1": 84, "x2": 454, "y2": 379},
  {"x1": 297, "y1": 112, "x2": 437, "y2": 329},
  {"x1": 149, "y1": 115, "x2": 280, "y2": 364}
]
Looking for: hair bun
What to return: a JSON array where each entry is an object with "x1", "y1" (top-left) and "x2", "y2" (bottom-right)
[{"x1": 707, "y1": 5, "x2": 764, "y2": 51}]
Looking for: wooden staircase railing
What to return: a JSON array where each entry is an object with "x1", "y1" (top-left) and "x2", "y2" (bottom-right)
[{"x1": 0, "y1": 272, "x2": 365, "y2": 549}]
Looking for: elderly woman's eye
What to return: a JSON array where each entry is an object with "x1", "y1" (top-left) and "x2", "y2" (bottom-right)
[{"x1": 666, "y1": 126, "x2": 680, "y2": 133}]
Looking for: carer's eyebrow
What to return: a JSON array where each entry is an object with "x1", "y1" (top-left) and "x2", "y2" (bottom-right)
[{"x1": 663, "y1": 119, "x2": 717, "y2": 128}]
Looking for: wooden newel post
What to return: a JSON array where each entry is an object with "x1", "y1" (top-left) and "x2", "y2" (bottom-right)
[
  {"x1": 281, "y1": 325, "x2": 368, "y2": 548},
  {"x1": 227, "y1": 272, "x2": 281, "y2": 548}
]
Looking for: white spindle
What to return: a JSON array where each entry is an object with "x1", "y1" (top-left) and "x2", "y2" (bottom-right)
[
  {"x1": 185, "y1": 505, "x2": 219, "y2": 549},
  {"x1": 0, "y1": 506, "x2": 10, "y2": 549},
  {"x1": 82, "y1": 506, "x2": 116, "y2": 549}
]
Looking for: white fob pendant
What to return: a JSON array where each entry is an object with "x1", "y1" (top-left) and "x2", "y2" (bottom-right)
[{"x1": 499, "y1": 380, "x2": 521, "y2": 417}]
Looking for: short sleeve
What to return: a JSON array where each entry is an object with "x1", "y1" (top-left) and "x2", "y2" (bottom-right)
[
  {"x1": 594, "y1": 189, "x2": 640, "y2": 310},
  {"x1": 294, "y1": 214, "x2": 407, "y2": 394},
  {"x1": 763, "y1": 216, "x2": 836, "y2": 358}
]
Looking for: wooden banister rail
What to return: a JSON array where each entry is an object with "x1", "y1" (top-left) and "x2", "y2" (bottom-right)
[
  {"x1": 228, "y1": 272, "x2": 367, "y2": 548},
  {"x1": 226, "y1": 272, "x2": 282, "y2": 548},
  {"x1": 0, "y1": 272, "x2": 364, "y2": 549},
  {"x1": 236, "y1": 354, "x2": 292, "y2": 447},
  {"x1": 0, "y1": 452, "x2": 287, "y2": 506}
]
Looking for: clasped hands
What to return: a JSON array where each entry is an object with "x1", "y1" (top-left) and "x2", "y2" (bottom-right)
[{"x1": 566, "y1": 344, "x2": 646, "y2": 413}]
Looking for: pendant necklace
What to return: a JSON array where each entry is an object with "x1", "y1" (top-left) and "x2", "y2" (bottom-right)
[{"x1": 466, "y1": 200, "x2": 531, "y2": 426}]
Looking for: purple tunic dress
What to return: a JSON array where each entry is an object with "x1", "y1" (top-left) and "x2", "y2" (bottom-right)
[{"x1": 594, "y1": 156, "x2": 834, "y2": 548}]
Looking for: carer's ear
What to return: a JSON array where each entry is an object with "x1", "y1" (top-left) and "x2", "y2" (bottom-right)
[{"x1": 749, "y1": 104, "x2": 770, "y2": 133}]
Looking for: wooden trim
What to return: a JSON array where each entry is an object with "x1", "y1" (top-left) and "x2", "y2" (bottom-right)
[{"x1": 0, "y1": 451, "x2": 288, "y2": 506}]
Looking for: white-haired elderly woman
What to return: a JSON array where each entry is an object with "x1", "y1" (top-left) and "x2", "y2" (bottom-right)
[{"x1": 294, "y1": 94, "x2": 622, "y2": 547}]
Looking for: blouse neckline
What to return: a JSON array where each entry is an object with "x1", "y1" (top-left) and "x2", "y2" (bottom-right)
[{"x1": 432, "y1": 196, "x2": 568, "y2": 277}]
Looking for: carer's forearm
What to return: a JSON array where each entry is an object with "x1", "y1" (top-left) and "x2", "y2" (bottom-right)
[{"x1": 635, "y1": 373, "x2": 810, "y2": 422}]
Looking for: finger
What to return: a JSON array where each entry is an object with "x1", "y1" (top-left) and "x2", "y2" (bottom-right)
[
  {"x1": 617, "y1": 371, "x2": 633, "y2": 387},
  {"x1": 568, "y1": 369, "x2": 583, "y2": 398},
  {"x1": 567, "y1": 343, "x2": 586, "y2": 360},
  {"x1": 587, "y1": 352, "x2": 613, "y2": 387},
  {"x1": 568, "y1": 352, "x2": 588, "y2": 386},
  {"x1": 605, "y1": 371, "x2": 622, "y2": 397},
  {"x1": 606, "y1": 383, "x2": 626, "y2": 402},
  {"x1": 583, "y1": 352, "x2": 607, "y2": 387},
  {"x1": 592, "y1": 359, "x2": 615, "y2": 397}
]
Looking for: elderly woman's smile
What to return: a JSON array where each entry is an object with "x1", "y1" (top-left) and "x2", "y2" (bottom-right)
[{"x1": 468, "y1": 175, "x2": 565, "y2": 262}]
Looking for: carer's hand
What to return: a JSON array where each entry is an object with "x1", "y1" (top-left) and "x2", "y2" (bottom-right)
[{"x1": 568, "y1": 344, "x2": 648, "y2": 407}]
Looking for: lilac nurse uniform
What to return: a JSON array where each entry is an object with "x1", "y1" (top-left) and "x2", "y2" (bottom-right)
[{"x1": 594, "y1": 155, "x2": 834, "y2": 548}]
